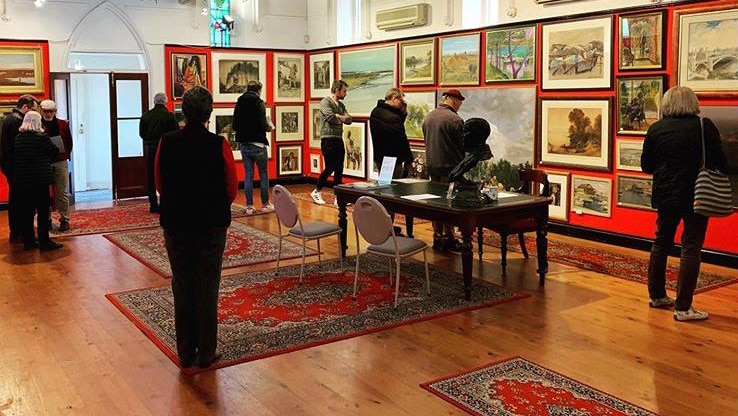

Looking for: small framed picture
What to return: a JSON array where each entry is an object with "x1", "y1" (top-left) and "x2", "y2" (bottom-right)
[
  {"x1": 265, "y1": 106, "x2": 273, "y2": 159},
  {"x1": 309, "y1": 52, "x2": 334, "y2": 99},
  {"x1": 400, "y1": 38, "x2": 436, "y2": 85},
  {"x1": 342, "y1": 122, "x2": 366, "y2": 179},
  {"x1": 208, "y1": 107, "x2": 240, "y2": 161},
  {"x1": 275, "y1": 105, "x2": 304, "y2": 142},
  {"x1": 273, "y1": 52, "x2": 305, "y2": 102},
  {"x1": 616, "y1": 138, "x2": 644, "y2": 172},
  {"x1": 485, "y1": 25, "x2": 536, "y2": 83},
  {"x1": 309, "y1": 154, "x2": 321, "y2": 174},
  {"x1": 616, "y1": 75, "x2": 665, "y2": 135},
  {"x1": 439, "y1": 32, "x2": 481, "y2": 86},
  {"x1": 409, "y1": 146, "x2": 428, "y2": 179},
  {"x1": 278, "y1": 145, "x2": 302, "y2": 176},
  {"x1": 403, "y1": 91, "x2": 436, "y2": 141},
  {"x1": 211, "y1": 52, "x2": 266, "y2": 102},
  {"x1": 618, "y1": 11, "x2": 665, "y2": 71},
  {"x1": 616, "y1": 174, "x2": 654, "y2": 211},
  {"x1": 546, "y1": 171, "x2": 570, "y2": 222},
  {"x1": 308, "y1": 101, "x2": 322, "y2": 149},
  {"x1": 571, "y1": 175, "x2": 612, "y2": 218}
]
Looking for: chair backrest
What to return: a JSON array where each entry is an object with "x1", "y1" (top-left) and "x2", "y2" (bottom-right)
[
  {"x1": 352, "y1": 196, "x2": 393, "y2": 245},
  {"x1": 518, "y1": 169, "x2": 550, "y2": 197},
  {"x1": 272, "y1": 185, "x2": 299, "y2": 228}
]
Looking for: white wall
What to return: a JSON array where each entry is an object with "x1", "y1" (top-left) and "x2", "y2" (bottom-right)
[{"x1": 498, "y1": 0, "x2": 688, "y2": 25}]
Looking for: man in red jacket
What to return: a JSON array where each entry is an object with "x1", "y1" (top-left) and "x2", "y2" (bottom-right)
[{"x1": 40, "y1": 100, "x2": 73, "y2": 232}]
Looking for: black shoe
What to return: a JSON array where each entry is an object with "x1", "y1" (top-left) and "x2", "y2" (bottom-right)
[
  {"x1": 198, "y1": 349, "x2": 222, "y2": 368},
  {"x1": 39, "y1": 241, "x2": 63, "y2": 251},
  {"x1": 58, "y1": 220, "x2": 70, "y2": 232}
]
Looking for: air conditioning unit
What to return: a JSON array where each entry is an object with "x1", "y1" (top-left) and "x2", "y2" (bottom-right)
[{"x1": 376, "y1": 4, "x2": 430, "y2": 31}]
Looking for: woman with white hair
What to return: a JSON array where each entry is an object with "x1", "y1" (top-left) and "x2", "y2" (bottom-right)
[{"x1": 12, "y1": 111, "x2": 63, "y2": 251}]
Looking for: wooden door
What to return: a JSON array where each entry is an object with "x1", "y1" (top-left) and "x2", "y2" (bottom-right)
[{"x1": 109, "y1": 73, "x2": 148, "y2": 199}]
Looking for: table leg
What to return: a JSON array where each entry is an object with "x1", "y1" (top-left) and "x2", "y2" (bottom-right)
[
  {"x1": 338, "y1": 200, "x2": 348, "y2": 258},
  {"x1": 460, "y1": 230, "x2": 473, "y2": 300},
  {"x1": 536, "y1": 219, "x2": 548, "y2": 285}
]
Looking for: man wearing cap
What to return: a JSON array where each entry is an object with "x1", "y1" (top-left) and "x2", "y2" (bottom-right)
[
  {"x1": 139, "y1": 92, "x2": 179, "y2": 213},
  {"x1": 422, "y1": 88, "x2": 466, "y2": 251},
  {"x1": 1, "y1": 94, "x2": 39, "y2": 242},
  {"x1": 40, "y1": 99, "x2": 74, "y2": 232}
]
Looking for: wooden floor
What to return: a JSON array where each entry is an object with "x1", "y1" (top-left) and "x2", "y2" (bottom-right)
[{"x1": 1, "y1": 183, "x2": 737, "y2": 415}]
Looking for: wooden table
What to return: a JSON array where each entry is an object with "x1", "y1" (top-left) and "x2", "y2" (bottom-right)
[{"x1": 334, "y1": 181, "x2": 550, "y2": 300}]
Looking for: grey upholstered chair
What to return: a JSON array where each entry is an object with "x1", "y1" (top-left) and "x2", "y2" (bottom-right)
[
  {"x1": 272, "y1": 185, "x2": 343, "y2": 283},
  {"x1": 352, "y1": 196, "x2": 429, "y2": 308}
]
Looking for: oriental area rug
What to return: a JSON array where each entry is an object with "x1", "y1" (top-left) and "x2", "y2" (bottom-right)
[
  {"x1": 421, "y1": 356, "x2": 658, "y2": 416},
  {"x1": 103, "y1": 221, "x2": 313, "y2": 277},
  {"x1": 481, "y1": 233, "x2": 737, "y2": 294},
  {"x1": 50, "y1": 198, "x2": 251, "y2": 237},
  {"x1": 106, "y1": 255, "x2": 528, "y2": 374}
]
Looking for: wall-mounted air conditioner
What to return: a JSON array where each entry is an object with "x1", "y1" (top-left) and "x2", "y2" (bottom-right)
[{"x1": 376, "y1": 3, "x2": 430, "y2": 31}]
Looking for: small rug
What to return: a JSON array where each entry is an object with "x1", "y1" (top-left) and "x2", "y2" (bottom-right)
[
  {"x1": 421, "y1": 356, "x2": 658, "y2": 416},
  {"x1": 106, "y1": 255, "x2": 528, "y2": 373},
  {"x1": 481, "y1": 233, "x2": 737, "y2": 293},
  {"x1": 103, "y1": 221, "x2": 313, "y2": 277},
  {"x1": 50, "y1": 199, "x2": 252, "y2": 237},
  {"x1": 291, "y1": 191, "x2": 430, "y2": 227}
]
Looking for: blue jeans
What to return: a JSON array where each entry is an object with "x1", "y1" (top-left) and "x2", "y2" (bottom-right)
[{"x1": 240, "y1": 143, "x2": 270, "y2": 206}]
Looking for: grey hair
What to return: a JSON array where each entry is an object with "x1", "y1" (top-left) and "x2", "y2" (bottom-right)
[
  {"x1": 153, "y1": 92, "x2": 168, "y2": 105},
  {"x1": 19, "y1": 111, "x2": 44, "y2": 133},
  {"x1": 661, "y1": 86, "x2": 700, "y2": 117},
  {"x1": 384, "y1": 87, "x2": 404, "y2": 101}
]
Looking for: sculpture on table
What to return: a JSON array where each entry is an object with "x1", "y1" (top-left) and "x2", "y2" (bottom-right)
[{"x1": 448, "y1": 117, "x2": 494, "y2": 206}]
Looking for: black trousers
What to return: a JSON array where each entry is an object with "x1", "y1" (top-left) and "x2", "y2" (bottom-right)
[
  {"x1": 144, "y1": 143, "x2": 159, "y2": 209},
  {"x1": 316, "y1": 137, "x2": 345, "y2": 191},
  {"x1": 15, "y1": 184, "x2": 51, "y2": 246},
  {"x1": 164, "y1": 227, "x2": 227, "y2": 364},
  {"x1": 647, "y1": 209, "x2": 709, "y2": 311}
]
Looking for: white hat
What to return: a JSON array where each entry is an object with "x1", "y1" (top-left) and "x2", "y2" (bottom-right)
[{"x1": 40, "y1": 99, "x2": 57, "y2": 111}]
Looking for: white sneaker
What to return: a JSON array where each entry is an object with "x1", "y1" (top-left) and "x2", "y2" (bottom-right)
[
  {"x1": 261, "y1": 202, "x2": 274, "y2": 212},
  {"x1": 649, "y1": 296, "x2": 675, "y2": 309},
  {"x1": 310, "y1": 189, "x2": 326, "y2": 205},
  {"x1": 245, "y1": 206, "x2": 256, "y2": 215},
  {"x1": 674, "y1": 307, "x2": 709, "y2": 322}
]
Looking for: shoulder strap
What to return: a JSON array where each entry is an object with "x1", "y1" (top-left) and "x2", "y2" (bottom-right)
[{"x1": 699, "y1": 117, "x2": 706, "y2": 169}]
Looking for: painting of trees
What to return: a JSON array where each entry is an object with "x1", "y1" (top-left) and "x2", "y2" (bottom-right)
[{"x1": 486, "y1": 26, "x2": 536, "y2": 82}]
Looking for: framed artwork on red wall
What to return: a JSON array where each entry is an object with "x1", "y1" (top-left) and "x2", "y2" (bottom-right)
[
  {"x1": 615, "y1": 75, "x2": 665, "y2": 135},
  {"x1": 274, "y1": 52, "x2": 305, "y2": 102},
  {"x1": 211, "y1": 52, "x2": 265, "y2": 103},
  {"x1": 309, "y1": 52, "x2": 334, "y2": 99},
  {"x1": 486, "y1": 25, "x2": 536, "y2": 83},
  {"x1": 400, "y1": 38, "x2": 436, "y2": 86},
  {"x1": 546, "y1": 171, "x2": 570, "y2": 222},
  {"x1": 171, "y1": 52, "x2": 207, "y2": 100},
  {"x1": 618, "y1": 11, "x2": 665, "y2": 71},
  {"x1": 571, "y1": 175, "x2": 612, "y2": 218},
  {"x1": 439, "y1": 33, "x2": 480, "y2": 86},
  {"x1": 278, "y1": 145, "x2": 302, "y2": 176},
  {"x1": 0, "y1": 45, "x2": 44, "y2": 94},
  {"x1": 616, "y1": 174, "x2": 654, "y2": 211}
]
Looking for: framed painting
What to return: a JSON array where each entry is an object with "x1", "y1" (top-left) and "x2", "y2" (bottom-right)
[
  {"x1": 545, "y1": 171, "x2": 570, "y2": 221},
  {"x1": 278, "y1": 145, "x2": 302, "y2": 176},
  {"x1": 211, "y1": 52, "x2": 266, "y2": 102},
  {"x1": 208, "y1": 107, "x2": 240, "y2": 161},
  {"x1": 616, "y1": 138, "x2": 644, "y2": 172},
  {"x1": 699, "y1": 105, "x2": 738, "y2": 207},
  {"x1": 439, "y1": 33, "x2": 481, "y2": 86},
  {"x1": 571, "y1": 175, "x2": 612, "y2": 218},
  {"x1": 675, "y1": 5, "x2": 738, "y2": 96},
  {"x1": 338, "y1": 44, "x2": 396, "y2": 117},
  {"x1": 274, "y1": 105, "x2": 303, "y2": 142},
  {"x1": 485, "y1": 25, "x2": 536, "y2": 83},
  {"x1": 616, "y1": 174, "x2": 654, "y2": 211},
  {"x1": 366, "y1": 121, "x2": 378, "y2": 180},
  {"x1": 309, "y1": 52, "x2": 334, "y2": 99},
  {"x1": 309, "y1": 154, "x2": 321, "y2": 174},
  {"x1": 308, "y1": 102, "x2": 322, "y2": 149},
  {"x1": 0, "y1": 101, "x2": 15, "y2": 126},
  {"x1": 409, "y1": 146, "x2": 429, "y2": 179},
  {"x1": 616, "y1": 75, "x2": 665, "y2": 135},
  {"x1": 274, "y1": 53, "x2": 305, "y2": 102},
  {"x1": 173, "y1": 103, "x2": 185, "y2": 128},
  {"x1": 537, "y1": 97, "x2": 612, "y2": 171},
  {"x1": 171, "y1": 52, "x2": 207, "y2": 100},
  {"x1": 541, "y1": 16, "x2": 613, "y2": 90},
  {"x1": 400, "y1": 38, "x2": 436, "y2": 85},
  {"x1": 619, "y1": 11, "x2": 665, "y2": 70},
  {"x1": 0, "y1": 46, "x2": 44, "y2": 94},
  {"x1": 342, "y1": 122, "x2": 366, "y2": 178},
  {"x1": 403, "y1": 91, "x2": 436, "y2": 141},
  {"x1": 265, "y1": 106, "x2": 273, "y2": 159}
]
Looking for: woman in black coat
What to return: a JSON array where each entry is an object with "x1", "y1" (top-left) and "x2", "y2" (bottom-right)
[{"x1": 641, "y1": 86, "x2": 727, "y2": 322}]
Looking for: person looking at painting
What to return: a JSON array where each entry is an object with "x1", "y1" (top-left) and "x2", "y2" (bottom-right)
[
  {"x1": 39, "y1": 100, "x2": 74, "y2": 232},
  {"x1": 155, "y1": 86, "x2": 238, "y2": 368},
  {"x1": 369, "y1": 87, "x2": 415, "y2": 237},
  {"x1": 232, "y1": 80, "x2": 274, "y2": 215},
  {"x1": 0, "y1": 94, "x2": 39, "y2": 243},
  {"x1": 422, "y1": 89, "x2": 466, "y2": 252},
  {"x1": 311, "y1": 79, "x2": 352, "y2": 206},
  {"x1": 139, "y1": 92, "x2": 179, "y2": 213},
  {"x1": 641, "y1": 85, "x2": 727, "y2": 322}
]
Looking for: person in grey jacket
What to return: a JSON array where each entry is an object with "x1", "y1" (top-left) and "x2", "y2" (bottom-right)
[{"x1": 311, "y1": 79, "x2": 352, "y2": 205}]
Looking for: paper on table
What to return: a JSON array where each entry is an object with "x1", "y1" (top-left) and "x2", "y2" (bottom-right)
[
  {"x1": 400, "y1": 193, "x2": 441, "y2": 201},
  {"x1": 392, "y1": 178, "x2": 430, "y2": 184},
  {"x1": 498, "y1": 191, "x2": 518, "y2": 199}
]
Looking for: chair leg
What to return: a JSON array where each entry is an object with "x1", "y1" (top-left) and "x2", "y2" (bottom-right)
[
  {"x1": 518, "y1": 232, "x2": 529, "y2": 258},
  {"x1": 423, "y1": 250, "x2": 430, "y2": 295},
  {"x1": 477, "y1": 226, "x2": 484, "y2": 260},
  {"x1": 500, "y1": 233, "x2": 508, "y2": 275},
  {"x1": 299, "y1": 237, "x2": 306, "y2": 284},
  {"x1": 353, "y1": 226, "x2": 361, "y2": 299},
  {"x1": 387, "y1": 258, "x2": 393, "y2": 285},
  {"x1": 317, "y1": 239, "x2": 322, "y2": 266},
  {"x1": 275, "y1": 235, "x2": 283, "y2": 276},
  {"x1": 394, "y1": 257, "x2": 401, "y2": 308}
]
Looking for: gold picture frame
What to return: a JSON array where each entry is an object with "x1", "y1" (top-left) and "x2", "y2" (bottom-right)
[{"x1": 0, "y1": 46, "x2": 45, "y2": 94}]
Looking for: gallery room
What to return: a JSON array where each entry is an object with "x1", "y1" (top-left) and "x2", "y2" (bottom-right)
[{"x1": 0, "y1": 0, "x2": 737, "y2": 414}]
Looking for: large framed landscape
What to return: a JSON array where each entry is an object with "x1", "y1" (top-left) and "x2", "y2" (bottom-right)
[
  {"x1": 485, "y1": 25, "x2": 536, "y2": 83},
  {"x1": 0, "y1": 45, "x2": 44, "y2": 94},
  {"x1": 338, "y1": 45, "x2": 396, "y2": 117},
  {"x1": 400, "y1": 38, "x2": 436, "y2": 85},
  {"x1": 211, "y1": 52, "x2": 265, "y2": 102},
  {"x1": 537, "y1": 97, "x2": 612, "y2": 171}
]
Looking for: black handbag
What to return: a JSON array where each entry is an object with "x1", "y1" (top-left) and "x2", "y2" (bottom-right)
[{"x1": 693, "y1": 118, "x2": 733, "y2": 217}]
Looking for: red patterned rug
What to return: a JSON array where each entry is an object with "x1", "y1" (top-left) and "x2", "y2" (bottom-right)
[
  {"x1": 106, "y1": 255, "x2": 528, "y2": 374},
  {"x1": 291, "y1": 191, "x2": 429, "y2": 227},
  {"x1": 103, "y1": 221, "x2": 314, "y2": 277},
  {"x1": 421, "y1": 356, "x2": 658, "y2": 416},
  {"x1": 50, "y1": 198, "x2": 252, "y2": 237},
  {"x1": 481, "y1": 233, "x2": 737, "y2": 293}
]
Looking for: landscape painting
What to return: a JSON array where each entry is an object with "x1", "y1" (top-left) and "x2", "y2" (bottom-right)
[
  {"x1": 486, "y1": 25, "x2": 536, "y2": 82},
  {"x1": 403, "y1": 91, "x2": 436, "y2": 140},
  {"x1": 571, "y1": 175, "x2": 612, "y2": 218},
  {"x1": 699, "y1": 105, "x2": 738, "y2": 207},
  {"x1": 616, "y1": 138, "x2": 644, "y2": 172},
  {"x1": 440, "y1": 33, "x2": 480, "y2": 85},
  {"x1": 0, "y1": 46, "x2": 44, "y2": 94},
  {"x1": 338, "y1": 45, "x2": 396, "y2": 117},
  {"x1": 542, "y1": 16, "x2": 612, "y2": 90},
  {"x1": 619, "y1": 11, "x2": 664, "y2": 70},
  {"x1": 616, "y1": 174, "x2": 654, "y2": 211},
  {"x1": 538, "y1": 98, "x2": 612, "y2": 171},
  {"x1": 274, "y1": 53, "x2": 304, "y2": 102},
  {"x1": 400, "y1": 38, "x2": 435, "y2": 85},
  {"x1": 212, "y1": 52, "x2": 265, "y2": 102},
  {"x1": 438, "y1": 87, "x2": 536, "y2": 190},
  {"x1": 616, "y1": 76, "x2": 664, "y2": 135}
]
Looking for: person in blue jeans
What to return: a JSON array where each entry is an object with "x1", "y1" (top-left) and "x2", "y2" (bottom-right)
[{"x1": 232, "y1": 80, "x2": 274, "y2": 215}]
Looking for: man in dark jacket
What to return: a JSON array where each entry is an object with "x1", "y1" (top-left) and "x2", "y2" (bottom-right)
[
  {"x1": 40, "y1": 99, "x2": 74, "y2": 232},
  {"x1": 369, "y1": 87, "x2": 414, "y2": 237},
  {"x1": 0, "y1": 94, "x2": 38, "y2": 242},
  {"x1": 139, "y1": 92, "x2": 178, "y2": 213}
]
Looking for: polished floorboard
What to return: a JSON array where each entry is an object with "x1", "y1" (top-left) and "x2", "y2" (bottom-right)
[{"x1": 1, "y1": 184, "x2": 737, "y2": 415}]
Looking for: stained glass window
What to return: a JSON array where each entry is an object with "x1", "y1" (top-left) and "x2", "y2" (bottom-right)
[{"x1": 210, "y1": 0, "x2": 232, "y2": 48}]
